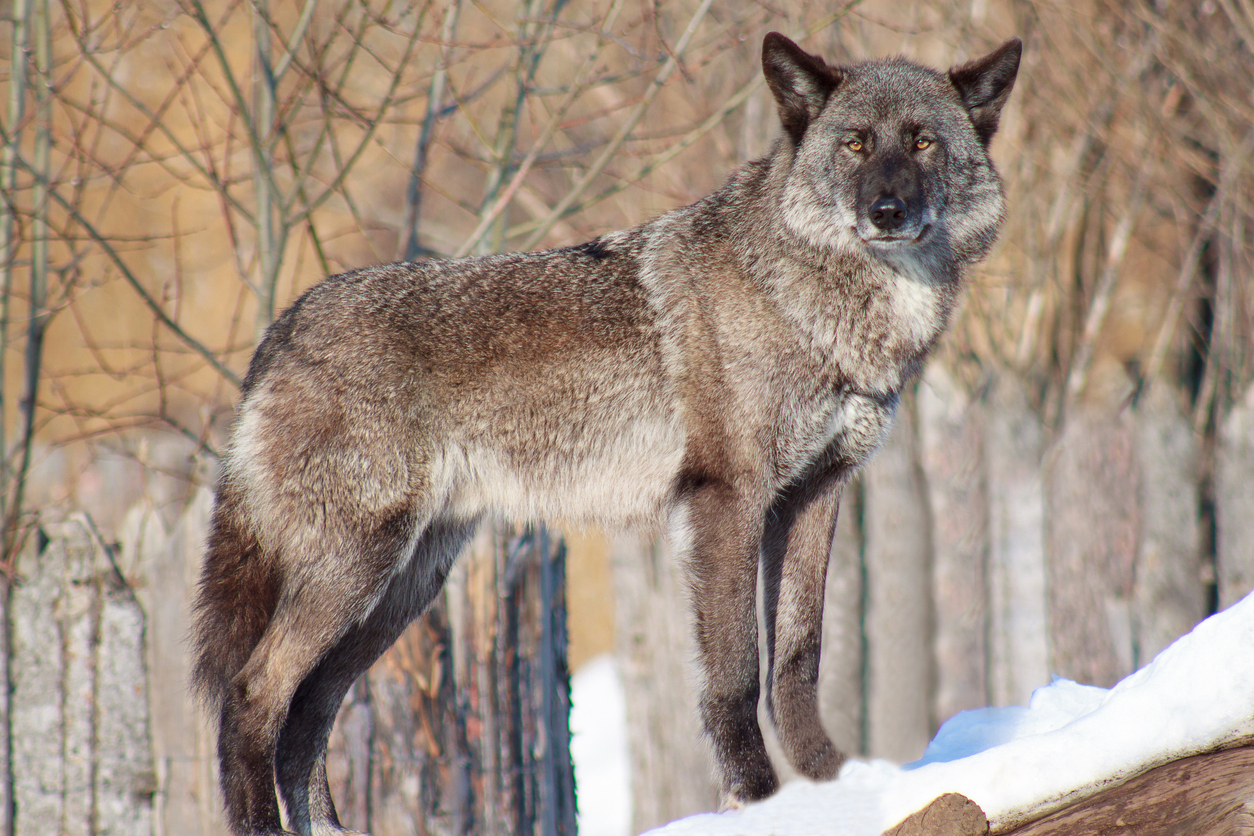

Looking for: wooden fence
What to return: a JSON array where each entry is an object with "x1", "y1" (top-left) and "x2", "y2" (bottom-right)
[
  {"x1": 612, "y1": 368, "x2": 1254, "y2": 832},
  {"x1": 1, "y1": 495, "x2": 574, "y2": 836},
  {"x1": 3, "y1": 369, "x2": 1252, "y2": 835}
]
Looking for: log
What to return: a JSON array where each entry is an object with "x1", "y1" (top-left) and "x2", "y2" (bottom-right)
[
  {"x1": 918, "y1": 366, "x2": 989, "y2": 724},
  {"x1": 1044, "y1": 403, "x2": 1139, "y2": 687},
  {"x1": 1217, "y1": 384, "x2": 1254, "y2": 609},
  {"x1": 983, "y1": 376, "x2": 1050, "y2": 708},
  {"x1": 864, "y1": 387, "x2": 935, "y2": 762},
  {"x1": 997, "y1": 744, "x2": 1254, "y2": 835},
  {"x1": 1132, "y1": 384, "x2": 1205, "y2": 664},
  {"x1": 886, "y1": 793, "x2": 989, "y2": 836},
  {"x1": 610, "y1": 537, "x2": 718, "y2": 831}
]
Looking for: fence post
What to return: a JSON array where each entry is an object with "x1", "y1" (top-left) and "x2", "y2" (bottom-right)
[
  {"x1": 9, "y1": 515, "x2": 154, "y2": 836},
  {"x1": 348, "y1": 522, "x2": 576, "y2": 835}
]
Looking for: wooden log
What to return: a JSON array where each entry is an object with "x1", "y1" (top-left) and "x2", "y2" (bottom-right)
[
  {"x1": 1044, "y1": 403, "x2": 1139, "y2": 687},
  {"x1": 342, "y1": 522, "x2": 576, "y2": 835},
  {"x1": 10, "y1": 516, "x2": 155, "y2": 836},
  {"x1": 918, "y1": 366, "x2": 989, "y2": 725},
  {"x1": 984, "y1": 376, "x2": 1050, "y2": 708},
  {"x1": 1132, "y1": 384, "x2": 1205, "y2": 665},
  {"x1": 997, "y1": 744, "x2": 1254, "y2": 835},
  {"x1": 864, "y1": 387, "x2": 935, "y2": 762},
  {"x1": 610, "y1": 537, "x2": 719, "y2": 830},
  {"x1": 819, "y1": 476, "x2": 866, "y2": 757},
  {"x1": 886, "y1": 793, "x2": 989, "y2": 836},
  {"x1": 127, "y1": 489, "x2": 223, "y2": 836},
  {"x1": 0, "y1": 562, "x2": 8, "y2": 836},
  {"x1": 362, "y1": 592, "x2": 467, "y2": 836},
  {"x1": 1217, "y1": 384, "x2": 1254, "y2": 609}
]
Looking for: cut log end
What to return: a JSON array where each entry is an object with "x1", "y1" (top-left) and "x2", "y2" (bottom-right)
[{"x1": 884, "y1": 793, "x2": 990, "y2": 836}]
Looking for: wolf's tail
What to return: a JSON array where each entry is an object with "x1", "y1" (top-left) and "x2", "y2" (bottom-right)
[{"x1": 190, "y1": 481, "x2": 281, "y2": 719}]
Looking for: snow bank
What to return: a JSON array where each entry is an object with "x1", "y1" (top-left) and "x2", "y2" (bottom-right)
[
  {"x1": 643, "y1": 592, "x2": 1254, "y2": 835},
  {"x1": 571, "y1": 655, "x2": 633, "y2": 836}
]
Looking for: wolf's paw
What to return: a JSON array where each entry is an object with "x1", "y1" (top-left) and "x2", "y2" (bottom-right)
[
  {"x1": 718, "y1": 766, "x2": 779, "y2": 811},
  {"x1": 312, "y1": 825, "x2": 370, "y2": 836},
  {"x1": 795, "y1": 739, "x2": 847, "y2": 781}
]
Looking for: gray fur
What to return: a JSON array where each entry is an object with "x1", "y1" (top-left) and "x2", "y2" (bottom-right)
[{"x1": 192, "y1": 32, "x2": 1020, "y2": 835}]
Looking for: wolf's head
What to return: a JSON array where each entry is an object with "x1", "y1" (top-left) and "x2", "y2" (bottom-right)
[{"x1": 762, "y1": 33, "x2": 1021, "y2": 276}]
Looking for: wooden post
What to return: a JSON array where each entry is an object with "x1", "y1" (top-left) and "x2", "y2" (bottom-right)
[
  {"x1": 819, "y1": 476, "x2": 867, "y2": 757},
  {"x1": 1132, "y1": 384, "x2": 1205, "y2": 665},
  {"x1": 336, "y1": 522, "x2": 576, "y2": 835},
  {"x1": 9, "y1": 516, "x2": 155, "y2": 836},
  {"x1": 610, "y1": 537, "x2": 718, "y2": 831},
  {"x1": 918, "y1": 366, "x2": 990, "y2": 725},
  {"x1": 1045, "y1": 403, "x2": 1140, "y2": 688},
  {"x1": 984, "y1": 375, "x2": 1050, "y2": 708},
  {"x1": 1217, "y1": 384, "x2": 1254, "y2": 609},
  {"x1": 127, "y1": 489, "x2": 222, "y2": 836},
  {"x1": 864, "y1": 387, "x2": 935, "y2": 762}
]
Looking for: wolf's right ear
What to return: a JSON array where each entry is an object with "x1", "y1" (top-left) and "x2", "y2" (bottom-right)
[{"x1": 762, "y1": 32, "x2": 843, "y2": 143}]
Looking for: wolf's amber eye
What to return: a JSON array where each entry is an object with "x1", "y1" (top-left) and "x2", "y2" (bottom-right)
[
  {"x1": 847, "y1": 139, "x2": 864, "y2": 153},
  {"x1": 915, "y1": 137, "x2": 933, "y2": 150}
]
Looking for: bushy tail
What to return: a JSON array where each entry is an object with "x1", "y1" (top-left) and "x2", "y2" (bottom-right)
[{"x1": 190, "y1": 482, "x2": 281, "y2": 719}]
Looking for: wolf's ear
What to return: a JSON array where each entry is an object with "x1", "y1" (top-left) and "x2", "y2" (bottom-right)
[
  {"x1": 762, "y1": 32, "x2": 843, "y2": 143},
  {"x1": 948, "y1": 38, "x2": 1021, "y2": 146}
]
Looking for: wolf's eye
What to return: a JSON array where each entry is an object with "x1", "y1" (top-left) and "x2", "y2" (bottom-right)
[
  {"x1": 847, "y1": 139, "x2": 864, "y2": 153},
  {"x1": 915, "y1": 137, "x2": 933, "y2": 150}
]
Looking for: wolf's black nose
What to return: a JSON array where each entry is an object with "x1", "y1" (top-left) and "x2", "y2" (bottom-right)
[{"x1": 869, "y1": 196, "x2": 908, "y2": 231}]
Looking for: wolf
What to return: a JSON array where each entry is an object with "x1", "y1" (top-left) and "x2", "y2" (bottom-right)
[{"x1": 192, "y1": 31, "x2": 1020, "y2": 835}]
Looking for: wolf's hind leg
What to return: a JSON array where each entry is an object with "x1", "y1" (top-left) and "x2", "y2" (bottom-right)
[
  {"x1": 216, "y1": 515, "x2": 425, "y2": 836},
  {"x1": 761, "y1": 476, "x2": 847, "y2": 782},
  {"x1": 275, "y1": 516, "x2": 479, "y2": 836}
]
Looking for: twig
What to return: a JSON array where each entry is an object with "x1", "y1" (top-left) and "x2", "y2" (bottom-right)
[
  {"x1": 2, "y1": 0, "x2": 51, "y2": 568},
  {"x1": 1062, "y1": 152, "x2": 1154, "y2": 405},
  {"x1": 8, "y1": 152, "x2": 243, "y2": 387},
  {"x1": 453, "y1": 0, "x2": 626, "y2": 258},
  {"x1": 519, "y1": 0, "x2": 716, "y2": 251},
  {"x1": 0, "y1": 0, "x2": 33, "y2": 540},
  {"x1": 401, "y1": 0, "x2": 461, "y2": 260}
]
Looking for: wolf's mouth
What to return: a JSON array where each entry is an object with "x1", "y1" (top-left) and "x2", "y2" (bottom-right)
[{"x1": 861, "y1": 223, "x2": 932, "y2": 248}]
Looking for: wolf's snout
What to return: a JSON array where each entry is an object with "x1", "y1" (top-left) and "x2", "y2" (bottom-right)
[{"x1": 869, "y1": 196, "x2": 908, "y2": 232}]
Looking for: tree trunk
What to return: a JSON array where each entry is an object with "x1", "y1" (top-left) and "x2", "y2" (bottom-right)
[
  {"x1": 329, "y1": 522, "x2": 576, "y2": 836},
  {"x1": 1132, "y1": 384, "x2": 1205, "y2": 665},
  {"x1": 918, "y1": 366, "x2": 990, "y2": 725},
  {"x1": 984, "y1": 375, "x2": 1050, "y2": 708},
  {"x1": 1217, "y1": 384, "x2": 1254, "y2": 609},
  {"x1": 611, "y1": 537, "x2": 719, "y2": 832},
  {"x1": 1045, "y1": 403, "x2": 1140, "y2": 687},
  {"x1": 864, "y1": 387, "x2": 935, "y2": 762}
]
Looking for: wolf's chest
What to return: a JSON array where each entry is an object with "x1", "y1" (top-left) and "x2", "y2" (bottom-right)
[{"x1": 774, "y1": 387, "x2": 899, "y2": 486}]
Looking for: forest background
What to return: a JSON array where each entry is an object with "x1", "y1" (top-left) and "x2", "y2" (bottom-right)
[{"x1": 2, "y1": 0, "x2": 1253, "y2": 834}]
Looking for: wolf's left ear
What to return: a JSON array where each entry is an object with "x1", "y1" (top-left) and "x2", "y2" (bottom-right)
[
  {"x1": 948, "y1": 38, "x2": 1022, "y2": 146},
  {"x1": 762, "y1": 32, "x2": 843, "y2": 143}
]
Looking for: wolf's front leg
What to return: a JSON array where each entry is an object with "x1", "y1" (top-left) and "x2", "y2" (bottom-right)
[
  {"x1": 761, "y1": 475, "x2": 846, "y2": 782},
  {"x1": 676, "y1": 484, "x2": 778, "y2": 807}
]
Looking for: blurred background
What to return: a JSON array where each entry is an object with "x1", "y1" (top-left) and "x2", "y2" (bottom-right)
[{"x1": 1, "y1": 0, "x2": 1252, "y2": 834}]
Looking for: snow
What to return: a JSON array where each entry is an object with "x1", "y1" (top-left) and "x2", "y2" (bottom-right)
[
  {"x1": 629, "y1": 591, "x2": 1254, "y2": 836},
  {"x1": 571, "y1": 655, "x2": 633, "y2": 836}
]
